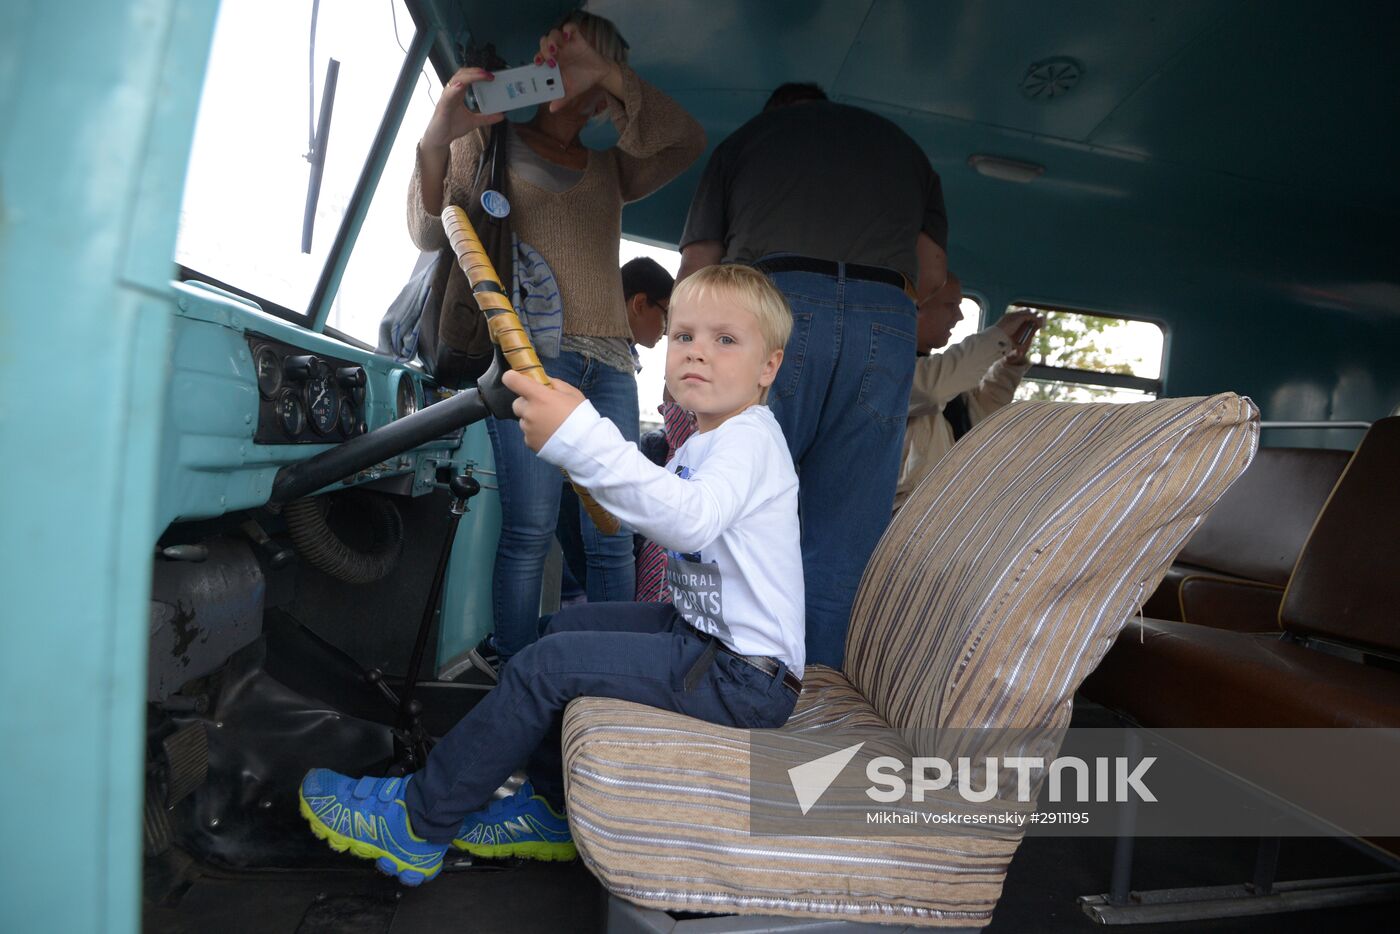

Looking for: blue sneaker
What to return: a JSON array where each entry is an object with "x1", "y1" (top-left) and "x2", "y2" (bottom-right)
[
  {"x1": 299, "y1": 769, "x2": 447, "y2": 885},
  {"x1": 452, "y1": 781, "x2": 577, "y2": 862}
]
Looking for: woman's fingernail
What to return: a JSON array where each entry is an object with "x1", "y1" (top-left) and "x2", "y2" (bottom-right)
[
  {"x1": 534, "y1": 54, "x2": 543, "y2": 64},
  {"x1": 547, "y1": 58, "x2": 556, "y2": 68},
  {"x1": 549, "y1": 43, "x2": 557, "y2": 54}
]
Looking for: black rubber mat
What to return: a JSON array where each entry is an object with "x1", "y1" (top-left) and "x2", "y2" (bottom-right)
[{"x1": 143, "y1": 857, "x2": 603, "y2": 934}]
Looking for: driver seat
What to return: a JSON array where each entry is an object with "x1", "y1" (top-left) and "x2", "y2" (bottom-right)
[{"x1": 561, "y1": 393, "x2": 1259, "y2": 930}]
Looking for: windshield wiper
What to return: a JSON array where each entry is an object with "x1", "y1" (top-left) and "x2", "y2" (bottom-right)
[{"x1": 301, "y1": 0, "x2": 339, "y2": 254}]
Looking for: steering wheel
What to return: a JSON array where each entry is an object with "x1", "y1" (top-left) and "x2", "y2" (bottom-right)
[{"x1": 270, "y1": 207, "x2": 621, "y2": 538}]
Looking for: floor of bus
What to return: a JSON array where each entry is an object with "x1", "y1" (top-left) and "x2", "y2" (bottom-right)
[
  {"x1": 143, "y1": 831, "x2": 1394, "y2": 933},
  {"x1": 143, "y1": 618, "x2": 1397, "y2": 933}
]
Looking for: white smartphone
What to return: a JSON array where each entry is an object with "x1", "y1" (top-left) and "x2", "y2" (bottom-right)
[{"x1": 467, "y1": 62, "x2": 565, "y2": 114}]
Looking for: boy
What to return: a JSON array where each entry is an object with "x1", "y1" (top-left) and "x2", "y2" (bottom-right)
[
  {"x1": 622, "y1": 255, "x2": 673, "y2": 350},
  {"x1": 299, "y1": 264, "x2": 804, "y2": 885}
]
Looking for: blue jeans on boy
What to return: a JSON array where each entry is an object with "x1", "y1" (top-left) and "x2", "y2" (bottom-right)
[
  {"x1": 763, "y1": 265, "x2": 917, "y2": 671},
  {"x1": 403, "y1": 601, "x2": 799, "y2": 841},
  {"x1": 486, "y1": 350, "x2": 639, "y2": 662}
]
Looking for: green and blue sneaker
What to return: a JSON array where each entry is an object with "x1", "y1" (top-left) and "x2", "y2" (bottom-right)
[
  {"x1": 452, "y1": 780, "x2": 577, "y2": 862},
  {"x1": 299, "y1": 769, "x2": 447, "y2": 885}
]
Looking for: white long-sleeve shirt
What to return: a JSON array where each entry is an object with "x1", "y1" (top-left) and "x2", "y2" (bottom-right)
[
  {"x1": 894, "y1": 327, "x2": 1030, "y2": 512},
  {"x1": 539, "y1": 403, "x2": 805, "y2": 675}
]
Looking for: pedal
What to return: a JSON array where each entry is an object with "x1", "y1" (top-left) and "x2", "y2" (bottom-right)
[
  {"x1": 144, "y1": 780, "x2": 173, "y2": 857},
  {"x1": 162, "y1": 721, "x2": 209, "y2": 807}
]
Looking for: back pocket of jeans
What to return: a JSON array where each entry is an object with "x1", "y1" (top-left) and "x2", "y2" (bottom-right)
[
  {"x1": 857, "y1": 322, "x2": 916, "y2": 426},
  {"x1": 770, "y1": 311, "x2": 813, "y2": 402}
]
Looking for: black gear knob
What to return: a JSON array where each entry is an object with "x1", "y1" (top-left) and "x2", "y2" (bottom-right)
[{"x1": 449, "y1": 474, "x2": 481, "y2": 501}]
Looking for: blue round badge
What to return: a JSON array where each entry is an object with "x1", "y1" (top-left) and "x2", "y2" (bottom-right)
[{"x1": 481, "y1": 189, "x2": 510, "y2": 218}]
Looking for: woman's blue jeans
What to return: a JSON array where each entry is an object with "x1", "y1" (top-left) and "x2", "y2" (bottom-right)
[
  {"x1": 486, "y1": 350, "x2": 639, "y2": 662},
  {"x1": 764, "y1": 266, "x2": 917, "y2": 672}
]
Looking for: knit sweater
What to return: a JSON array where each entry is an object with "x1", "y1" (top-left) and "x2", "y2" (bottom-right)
[{"x1": 408, "y1": 66, "x2": 704, "y2": 345}]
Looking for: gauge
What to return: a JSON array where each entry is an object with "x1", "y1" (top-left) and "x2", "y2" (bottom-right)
[
  {"x1": 396, "y1": 374, "x2": 419, "y2": 420},
  {"x1": 338, "y1": 397, "x2": 358, "y2": 436},
  {"x1": 305, "y1": 373, "x2": 341, "y2": 435},
  {"x1": 276, "y1": 389, "x2": 305, "y2": 437},
  {"x1": 254, "y1": 346, "x2": 282, "y2": 399}
]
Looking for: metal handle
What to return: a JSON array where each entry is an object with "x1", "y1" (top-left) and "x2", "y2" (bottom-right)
[{"x1": 441, "y1": 205, "x2": 622, "y2": 536}]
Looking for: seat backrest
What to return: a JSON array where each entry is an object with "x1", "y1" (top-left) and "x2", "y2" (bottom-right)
[
  {"x1": 1175, "y1": 445, "x2": 1351, "y2": 585},
  {"x1": 1280, "y1": 416, "x2": 1400, "y2": 655},
  {"x1": 845, "y1": 393, "x2": 1259, "y2": 732}
]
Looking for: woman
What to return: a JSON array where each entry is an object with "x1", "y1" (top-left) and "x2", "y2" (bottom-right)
[{"x1": 407, "y1": 12, "x2": 705, "y2": 666}]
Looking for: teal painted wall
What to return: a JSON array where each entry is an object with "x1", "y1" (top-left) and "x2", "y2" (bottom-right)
[{"x1": 0, "y1": 2, "x2": 219, "y2": 932}]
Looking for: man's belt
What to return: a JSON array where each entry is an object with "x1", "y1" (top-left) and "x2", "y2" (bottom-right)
[{"x1": 753, "y1": 255, "x2": 908, "y2": 294}]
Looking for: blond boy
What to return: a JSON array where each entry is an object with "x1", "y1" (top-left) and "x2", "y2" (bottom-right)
[{"x1": 299, "y1": 265, "x2": 804, "y2": 884}]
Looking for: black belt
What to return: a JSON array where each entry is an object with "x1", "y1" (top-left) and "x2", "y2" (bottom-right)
[
  {"x1": 684, "y1": 632, "x2": 802, "y2": 696},
  {"x1": 753, "y1": 255, "x2": 908, "y2": 293}
]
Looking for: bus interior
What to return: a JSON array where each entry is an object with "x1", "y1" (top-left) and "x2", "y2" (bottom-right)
[{"x1": 3, "y1": 1, "x2": 1398, "y2": 932}]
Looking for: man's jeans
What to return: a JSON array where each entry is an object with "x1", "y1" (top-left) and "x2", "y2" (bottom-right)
[
  {"x1": 486, "y1": 350, "x2": 639, "y2": 662},
  {"x1": 765, "y1": 266, "x2": 917, "y2": 671},
  {"x1": 404, "y1": 601, "x2": 799, "y2": 842}
]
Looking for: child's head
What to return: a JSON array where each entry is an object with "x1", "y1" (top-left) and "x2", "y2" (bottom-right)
[
  {"x1": 666, "y1": 265, "x2": 792, "y2": 430},
  {"x1": 621, "y1": 257, "x2": 673, "y2": 349}
]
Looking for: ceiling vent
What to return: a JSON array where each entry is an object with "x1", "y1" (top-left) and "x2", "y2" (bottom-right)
[{"x1": 1020, "y1": 57, "x2": 1083, "y2": 101}]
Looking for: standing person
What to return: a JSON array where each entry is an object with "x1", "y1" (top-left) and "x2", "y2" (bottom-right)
[
  {"x1": 557, "y1": 256, "x2": 676, "y2": 598},
  {"x1": 299, "y1": 265, "x2": 802, "y2": 885},
  {"x1": 621, "y1": 255, "x2": 672, "y2": 352},
  {"x1": 409, "y1": 12, "x2": 705, "y2": 668},
  {"x1": 894, "y1": 274, "x2": 1041, "y2": 513},
  {"x1": 676, "y1": 82, "x2": 947, "y2": 669}
]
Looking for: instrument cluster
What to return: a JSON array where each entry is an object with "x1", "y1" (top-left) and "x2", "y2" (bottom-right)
[{"x1": 249, "y1": 334, "x2": 368, "y2": 444}]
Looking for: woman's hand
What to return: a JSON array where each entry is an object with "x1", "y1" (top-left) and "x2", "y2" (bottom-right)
[
  {"x1": 536, "y1": 24, "x2": 623, "y2": 113},
  {"x1": 502, "y1": 369, "x2": 586, "y2": 451},
  {"x1": 421, "y1": 67, "x2": 504, "y2": 151}
]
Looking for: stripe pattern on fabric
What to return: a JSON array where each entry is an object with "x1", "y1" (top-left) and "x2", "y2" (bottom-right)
[{"x1": 563, "y1": 393, "x2": 1259, "y2": 928}]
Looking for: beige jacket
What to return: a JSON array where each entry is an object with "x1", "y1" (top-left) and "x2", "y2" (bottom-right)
[{"x1": 893, "y1": 327, "x2": 1030, "y2": 512}]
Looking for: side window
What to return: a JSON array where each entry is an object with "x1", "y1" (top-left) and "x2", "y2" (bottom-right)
[
  {"x1": 949, "y1": 294, "x2": 983, "y2": 347},
  {"x1": 176, "y1": 0, "x2": 420, "y2": 318},
  {"x1": 1009, "y1": 304, "x2": 1165, "y2": 402}
]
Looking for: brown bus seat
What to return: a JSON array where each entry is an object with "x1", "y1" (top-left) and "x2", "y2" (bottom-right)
[
  {"x1": 563, "y1": 394, "x2": 1258, "y2": 929},
  {"x1": 1081, "y1": 417, "x2": 1400, "y2": 857},
  {"x1": 1141, "y1": 445, "x2": 1351, "y2": 630},
  {"x1": 1081, "y1": 617, "x2": 1400, "y2": 730}
]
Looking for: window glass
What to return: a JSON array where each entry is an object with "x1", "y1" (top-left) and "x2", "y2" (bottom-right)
[
  {"x1": 948, "y1": 295, "x2": 983, "y2": 347},
  {"x1": 176, "y1": 0, "x2": 415, "y2": 315},
  {"x1": 329, "y1": 44, "x2": 442, "y2": 346},
  {"x1": 1009, "y1": 304, "x2": 1165, "y2": 403}
]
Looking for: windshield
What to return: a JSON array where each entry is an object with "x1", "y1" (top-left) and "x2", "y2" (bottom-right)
[{"x1": 175, "y1": 0, "x2": 421, "y2": 318}]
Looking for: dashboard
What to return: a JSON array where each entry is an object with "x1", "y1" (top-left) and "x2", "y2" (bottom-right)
[
  {"x1": 248, "y1": 334, "x2": 369, "y2": 444},
  {"x1": 157, "y1": 282, "x2": 488, "y2": 530}
]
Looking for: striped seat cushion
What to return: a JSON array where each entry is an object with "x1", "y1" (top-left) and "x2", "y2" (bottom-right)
[
  {"x1": 847, "y1": 394, "x2": 1258, "y2": 734},
  {"x1": 563, "y1": 393, "x2": 1259, "y2": 927},
  {"x1": 563, "y1": 666, "x2": 1019, "y2": 927}
]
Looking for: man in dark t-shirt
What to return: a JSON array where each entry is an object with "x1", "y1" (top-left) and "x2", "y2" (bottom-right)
[{"x1": 677, "y1": 83, "x2": 948, "y2": 669}]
